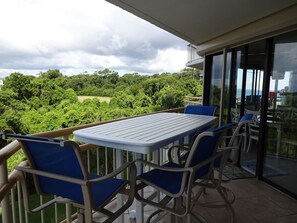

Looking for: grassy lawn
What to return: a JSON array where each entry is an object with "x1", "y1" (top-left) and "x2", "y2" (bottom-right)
[{"x1": 78, "y1": 96, "x2": 111, "y2": 103}]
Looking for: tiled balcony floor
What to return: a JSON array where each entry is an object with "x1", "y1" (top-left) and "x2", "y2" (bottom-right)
[
  {"x1": 190, "y1": 178, "x2": 297, "y2": 223},
  {"x1": 127, "y1": 178, "x2": 297, "y2": 223}
]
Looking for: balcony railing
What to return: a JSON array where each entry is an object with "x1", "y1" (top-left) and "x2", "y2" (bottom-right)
[
  {"x1": 0, "y1": 107, "x2": 184, "y2": 223},
  {"x1": 186, "y1": 44, "x2": 204, "y2": 69}
]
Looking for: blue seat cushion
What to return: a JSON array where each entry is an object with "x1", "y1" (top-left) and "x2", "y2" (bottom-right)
[
  {"x1": 41, "y1": 173, "x2": 127, "y2": 208},
  {"x1": 137, "y1": 162, "x2": 183, "y2": 195},
  {"x1": 90, "y1": 174, "x2": 128, "y2": 208}
]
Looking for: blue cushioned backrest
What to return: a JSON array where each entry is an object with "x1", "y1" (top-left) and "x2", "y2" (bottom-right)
[
  {"x1": 186, "y1": 122, "x2": 236, "y2": 179},
  {"x1": 239, "y1": 114, "x2": 253, "y2": 122},
  {"x1": 184, "y1": 105, "x2": 217, "y2": 116},
  {"x1": 13, "y1": 135, "x2": 86, "y2": 204}
]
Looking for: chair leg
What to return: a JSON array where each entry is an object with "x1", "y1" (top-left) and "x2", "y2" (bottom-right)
[
  {"x1": 190, "y1": 211, "x2": 207, "y2": 223},
  {"x1": 247, "y1": 137, "x2": 252, "y2": 152},
  {"x1": 217, "y1": 187, "x2": 235, "y2": 223},
  {"x1": 77, "y1": 208, "x2": 84, "y2": 223}
]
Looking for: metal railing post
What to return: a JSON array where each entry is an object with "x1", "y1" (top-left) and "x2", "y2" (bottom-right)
[{"x1": 0, "y1": 161, "x2": 12, "y2": 223}]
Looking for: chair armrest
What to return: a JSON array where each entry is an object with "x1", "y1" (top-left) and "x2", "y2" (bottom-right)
[
  {"x1": 138, "y1": 150, "x2": 228, "y2": 174},
  {"x1": 88, "y1": 161, "x2": 136, "y2": 183},
  {"x1": 217, "y1": 146, "x2": 238, "y2": 152},
  {"x1": 15, "y1": 166, "x2": 86, "y2": 185},
  {"x1": 168, "y1": 145, "x2": 191, "y2": 164},
  {"x1": 16, "y1": 162, "x2": 136, "y2": 185},
  {"x1": 136, "y1": 159, "x2": 193, "y2": 173}
]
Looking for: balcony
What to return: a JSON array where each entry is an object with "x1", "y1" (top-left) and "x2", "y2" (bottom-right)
[
  {"x1": 1, "y1": 108, "x2": 297, "y2": 223},
  {"x1": 186, "y1": 44, "x2": 204, "y2": 70}
]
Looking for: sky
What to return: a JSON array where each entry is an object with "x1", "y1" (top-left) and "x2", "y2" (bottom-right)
[{"x1": 0, "y1": 0, "x2": 188, "y2": 78}]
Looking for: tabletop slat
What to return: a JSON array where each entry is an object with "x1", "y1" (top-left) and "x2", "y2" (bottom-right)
[{"x1": 74, "y1": 113, "x2": 217, "y2": 153}]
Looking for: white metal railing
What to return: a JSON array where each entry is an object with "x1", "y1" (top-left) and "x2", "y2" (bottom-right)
[
  {"x1": 184, "y1": 96, "x2": 203, "y2": 105},
  {"x1": 187, "y1": 44, "x2": 203, "y2": 63},
  {"x1": 0, "y1": 108, "x2": 184, "y2": 223}
]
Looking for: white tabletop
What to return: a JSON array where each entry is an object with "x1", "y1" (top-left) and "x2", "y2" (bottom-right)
[{"x1": 74, "y1": 112, "x2": 217, "y2": 154}]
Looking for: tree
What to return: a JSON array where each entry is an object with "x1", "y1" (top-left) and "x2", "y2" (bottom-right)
[
  {"x1": 155, "y1": 87, "x2": 185, "y2": 109},
  {"x1": 134, "y1": 93, "x2": 152, "y2": 107},
  {"x1": 3, "y1": 72, "x2": 34, "y2": 100},
  {"x1": 110, "y1": 92, "x2": 135, "y2": 108},
  {"x1": 39, "y1": 69, "x2": 63, "y2": 79}
]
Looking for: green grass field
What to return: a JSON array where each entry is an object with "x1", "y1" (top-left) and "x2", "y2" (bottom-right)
[{"x1": 77, "y1": 96, "x2": 111, "y2": 103}]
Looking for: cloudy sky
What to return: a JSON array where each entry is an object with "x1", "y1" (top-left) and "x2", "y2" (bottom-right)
[{"x1": 0, "y1": 0, "x2": 188, "y2": 78}]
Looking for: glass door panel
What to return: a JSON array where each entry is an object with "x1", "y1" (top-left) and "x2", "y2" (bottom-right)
[
  {"x1": 264, "y1": 30, "x2": 297, "y2": 196},
  {"x1": 230, "y1": 47, "x2": 245, "y2": 123},
  {"x1": 209, "y1": 54, "x2": 223, "y2": 111},
  {"x1": 240, "y1": 40, "x2": 266, "y2": 174}
]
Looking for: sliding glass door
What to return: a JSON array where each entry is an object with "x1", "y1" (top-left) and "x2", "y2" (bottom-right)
[
  {"x1": 204, "y1": 29, "x2": 297, "y2": 197},
  {"x1": 263, "y1": 30, "x2": 297, "y2": 196}
]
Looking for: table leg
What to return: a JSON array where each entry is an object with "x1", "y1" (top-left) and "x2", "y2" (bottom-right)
[
  {"x1": 135, "y1": 153, "x2": 144, "y2": 223},
  {"x1": 116, "y1": 149, "x2": 124, "y2": 223}
]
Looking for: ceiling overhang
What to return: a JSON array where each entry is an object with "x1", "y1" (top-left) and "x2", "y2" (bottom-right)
[{"x1": 106, "y1": 0, "x2": 297, "y2": 46}]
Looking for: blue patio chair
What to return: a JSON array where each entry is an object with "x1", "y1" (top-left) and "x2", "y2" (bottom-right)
[
  {"x1": 182, "y1": 105, "x2": 217, "y2": 144},
  {"x1": 135, "y1": 122, "x2": 236, "y2": 223},
  {"x1": 184, "y1": 105, "x2": 217, "y2": 116},
  {"x1": 3, "y1": 134, "x2": 136, "y2": 223},
  {"x1": 191, "y1": 114, "x2": 254, "y2": 223}
]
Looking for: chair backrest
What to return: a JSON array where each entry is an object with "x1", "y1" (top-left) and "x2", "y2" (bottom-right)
[
  {"x1": 184, "y1": 105, "x2": 217, "y2": 116},
  {"x1": 226, "y1": 114, "x2": 253, "y2": 164},
  {"x1": 184, "y1": 122, "x2": 237, "y2": 180},
  {"x1": 239, "y1": 113, "x2": 253, "y2": 122},
  {"x1": 245, "y1": 109, "x2": 260, "y2": 123},
  {"x1": 5, "y1": 134, "x2": 88, "y2": 204}
]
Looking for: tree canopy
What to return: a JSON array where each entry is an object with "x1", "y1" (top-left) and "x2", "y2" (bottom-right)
[{"x1": 0, "y1": 68, "x2": 202, "y2": 148}]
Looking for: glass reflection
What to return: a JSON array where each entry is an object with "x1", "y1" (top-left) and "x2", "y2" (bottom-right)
[{"x1": 264, "y1": 30, "x2": 297, "y2": 196}]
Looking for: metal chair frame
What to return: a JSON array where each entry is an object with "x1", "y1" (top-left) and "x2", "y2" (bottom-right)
[
  {"x1": 135, "y1": 123, "x2": 236, "y2": 223},
  {"x1": 3, "y1": 134, "x2": 136, "y2": 223}
]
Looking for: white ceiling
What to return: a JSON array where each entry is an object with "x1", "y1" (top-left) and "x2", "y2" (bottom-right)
[{"x1": 106, "y1": 0, "x2": 297, "y2": 45}]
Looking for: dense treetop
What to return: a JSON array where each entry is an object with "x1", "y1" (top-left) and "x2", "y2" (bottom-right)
[{"x1": 0, "y1": 68, "x2": 202, "y2": 148}]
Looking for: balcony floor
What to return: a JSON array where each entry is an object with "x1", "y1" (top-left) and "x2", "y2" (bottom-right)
[{"x1": 126, "y1": 178, "x2": 297, "y2": 223}]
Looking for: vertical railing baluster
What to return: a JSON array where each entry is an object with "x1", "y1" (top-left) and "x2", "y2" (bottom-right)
[
  {"x1": 96, "y1": 147, "x2": 100, "y2": 175},
  {"x1": 125, "y1": 151, "x2": 129, "y2": 180},
  {"x1": 113, "y1": 149, "x2": 116, "y2": 171},
  {"x1": 160, "y1": 148, "x2": 164, "y2": 165},
  {"x1": 87, "y1": 150, "x2": 91, "y2": 172},
  {"x1": 0, "y1": 161, "x2": 12, "y2": 223},
  {"x1": 65, "y1": 204, "x2": 72, "y2": 223},
  {"x1": 17, "y1": 181, "x2": 24, "y2": 223},
  {"x1": 11, "y1": 187, "x2": 16, "y2": 223},
  {"x1": 39, "y1": 195, "x2": 44, "y2": 223},
  {"x1": 25, "y1": 207, "x2": 29, "y2": 223},
  {"x1": 54, "y1": 196, "x2": 58, "y2": 223},
  {"x1": 105, "y1": 147, "x2": 108, "y2": 175}
]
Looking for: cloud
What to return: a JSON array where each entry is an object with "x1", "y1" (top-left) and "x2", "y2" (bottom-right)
[{"x1": 0, "y1": 0, "x2": 187, "y2": 77}]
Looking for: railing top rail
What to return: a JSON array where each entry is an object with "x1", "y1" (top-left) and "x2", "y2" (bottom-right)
[{"x1": 0, "y1": 107, "x2": 184, "y2": 166}]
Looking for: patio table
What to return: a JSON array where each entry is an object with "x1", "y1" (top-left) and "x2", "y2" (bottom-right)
[{"x1": 73, "y1": 112, "x2": 217, "y2": 223}]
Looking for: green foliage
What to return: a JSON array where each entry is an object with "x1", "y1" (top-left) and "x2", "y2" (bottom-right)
[
  {"x1": 2, "y1": 72, "x2": 34, "y2": 100},
  {"x1": 0, "y1": 68, "x2": 202, "y2": 147},
  {"x1": 0, "y1": 68, "x2": 203, "y2": 222},
  {"x1": 110, "y1": 91, "x2": 135, "y2": 108},
  {"x1": 155, "y1": 87, "x2": 185, "y2": 109},
  {"x1": 39, "y1": 69, "x2": 63, "y2": 79}
]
